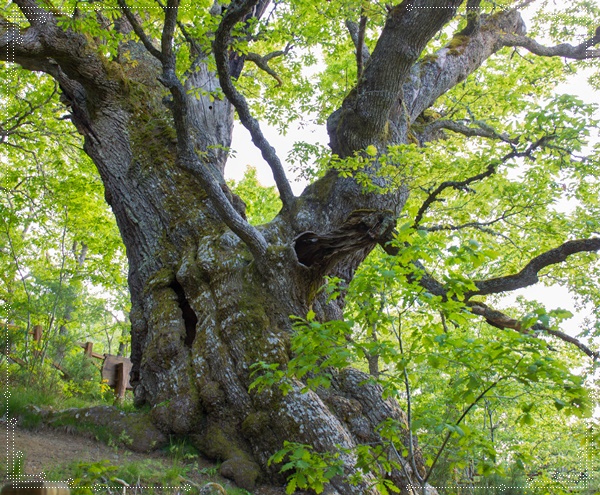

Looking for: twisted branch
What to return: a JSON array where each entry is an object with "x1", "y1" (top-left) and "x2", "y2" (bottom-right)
[
  {"x1": 213, "y1": 0, "x2": 295, "y2": 209},
  {"x1": 245, "y1": 45, "x2": 292, "y2": 86},
  {"x1": 380, "y1": 241, "x2": 600, "y2": 360},
  {"x1": 502, "y1": 27, "x2": 600, "y2": 60},
  {"x1": 470, "y1": 238, "x2": 600, "y2": 297},
  {"x1": 116, "y1": 0, "x2": 162, "y2": 60},
  {"x1": 413, "y1": 136, "x2": 554, "y2": 228}
]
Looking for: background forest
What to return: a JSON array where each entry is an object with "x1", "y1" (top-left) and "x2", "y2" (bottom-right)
[{"x1": 2, "y1": 0, "x2": 600, "y2": 494}]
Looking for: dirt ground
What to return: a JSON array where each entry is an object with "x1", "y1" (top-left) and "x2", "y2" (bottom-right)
[
  {"x1": 0, "y1": 422, "x2": 288, "y2": 494},
  {"x1": 1, "y1": 423, "x2": 162, "y2": 478}
]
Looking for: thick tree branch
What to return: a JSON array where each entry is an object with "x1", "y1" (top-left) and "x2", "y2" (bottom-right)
[
  {"x1": 12, "y1": 0, "x2": 53, "y2": 27},
  {"x1": 501, "y1": 27, "x2": 600, "y2": 60},
  {"x1": 1, "y1": 18, "x2": 20, "y2": 47},
  {"x1": 156, "y1": 0, "x2": 203, "y2": 57},
  {"x1": 332, "y1": 0, "x2": 463, "y2": 156},
  {"x1": 214, "y1": 0, "x2": 295, "y2": 209},
  {"x1": 379, "y1": 244, "x2": 600, "y2": 360},
  {"x1": 402, "y1": 7, "x2": 527, "y2": 124},
  {"x1": 4, "y1": 4, "x2": 116, "y2": 117},
  {"x1": 116, "y1": 0, "x2": 162, "y2": 60},
  {"x1": 161, "y1": 0, "x2": 179, "y2": 68},
  {"x1": 9, "y1": 0, "x2": 268, "y2": 259},
  {"x1": 470, "y1": 238, "x2": 600, "y2": 297},
  {"x1": 152, "y1": 1, "x2": 268, "y2": 258},
  {"x1": 1, "y1": 13, "x2": 51, "y2": 71}
]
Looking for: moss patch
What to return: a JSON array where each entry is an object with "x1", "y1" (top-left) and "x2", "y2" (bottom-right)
[
  {"x1": 447, "y1": 34, "x2": 470, "y2": 56},
  {"x1": 190, "y1": 423, "x2": 260, "y2": 489}
]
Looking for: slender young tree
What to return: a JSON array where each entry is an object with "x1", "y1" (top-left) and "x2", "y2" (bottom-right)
[{"x1": 2, "y1": 0, "x2": 599, "y2": 493}]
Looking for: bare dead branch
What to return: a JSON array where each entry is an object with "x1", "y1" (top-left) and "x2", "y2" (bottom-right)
[
  {"x1": 116, "y1": 0, "x2": 162, "y2": 60},
  {"x1": 501, "y1": 27, "x2": 600, "y2": 60},
  {"x1": 357, "y1": 11, "x2": 368, "y2": 78},
  {"x1": 214, "y1": 0, "x2": 295, "y2": 209},
  {"x1": 470, "y1": 238, "x2": 600, "y2": 296},
  {"x1": 245, "y1": 46, "x2": 292, "y2": 86}
]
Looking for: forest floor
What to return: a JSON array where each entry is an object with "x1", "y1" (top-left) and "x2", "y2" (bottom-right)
[
  {"x1": 1, "y1": 424, "x2": 168, "y2": 476},
  {"x1": 0, "y1": 423, "x2": 288, "y2": 494}
]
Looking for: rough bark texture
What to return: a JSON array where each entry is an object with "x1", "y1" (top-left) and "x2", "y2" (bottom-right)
[{"x1": 5, "y1": 0, "x2": 593, "y2": 493}]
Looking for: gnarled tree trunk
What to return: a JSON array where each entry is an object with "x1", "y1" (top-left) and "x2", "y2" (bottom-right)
[{"x1": 4, "y1": 0, "x2": 563, "y2": 493}]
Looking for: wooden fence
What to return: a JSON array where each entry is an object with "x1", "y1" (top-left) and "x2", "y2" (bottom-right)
[{"x1": 3, "y1": 324, "x2": 132, "y2": 399}]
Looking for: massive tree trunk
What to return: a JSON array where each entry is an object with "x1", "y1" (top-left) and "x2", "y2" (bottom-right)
[
  {"x1": 7, "y1": 0, "x2": 593, "y2": 493},
  {"x1": 37, "y1": 24, "x2": 419, "y2": 493},
  {"x1": 80, "y1": 81, "x2": 414, "y2": 491}
]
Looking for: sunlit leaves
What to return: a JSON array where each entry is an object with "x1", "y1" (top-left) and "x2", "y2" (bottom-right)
[
  {"x1": 228, "y1": 166, "x2": 282, "y2": 224},
  {"x1": 0, "y1": 68, "x2": 129, "y2": 379},
  {"x1": 268, "y1": 442, "x2": 345, "y2": 495}
]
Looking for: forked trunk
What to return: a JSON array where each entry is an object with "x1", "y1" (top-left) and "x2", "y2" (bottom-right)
[{"x1": 76, "y1": 65, "x2": 427, "y2": 493}]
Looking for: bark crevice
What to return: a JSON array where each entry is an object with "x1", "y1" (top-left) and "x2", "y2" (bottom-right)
[{"x1": 169, "y1": 280, "x2": 198, "y2": 347}]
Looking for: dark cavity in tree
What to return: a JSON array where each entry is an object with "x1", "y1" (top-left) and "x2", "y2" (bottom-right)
[{"x1": 170, "y1": 280, "x2": 198, "y2": 347}]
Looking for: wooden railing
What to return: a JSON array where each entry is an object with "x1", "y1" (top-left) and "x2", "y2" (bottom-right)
[{"x1": 3, "y1": 324, "x2": 132, "y2": 399}]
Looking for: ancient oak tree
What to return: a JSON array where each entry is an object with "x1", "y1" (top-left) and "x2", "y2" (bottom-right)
[{"x1": 2, "y1": 0, "x2": 599, "y2": 493}]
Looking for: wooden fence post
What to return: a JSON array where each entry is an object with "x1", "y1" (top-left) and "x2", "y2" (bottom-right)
[
  {"x1": 115, "y1": 362, "x2": 126, "y2": 400},
  {"x1": 84, "y1": 342, "x2": 93, "y2": 357},
  {"x1": 32, "y1": 325, "x2": 43, "y2": 343}
]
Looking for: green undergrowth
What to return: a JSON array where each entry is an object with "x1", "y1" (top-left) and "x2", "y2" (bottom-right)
[
  {"x1": 2, "y1": 438, "x2": 252, "y2": 495},
  {"x1": 2, "y1": 377, "x2": 253, "y2": 494},
  {"x1": 5, "y1": 382, "x2": 96, "y2": 428},
  {"x1": 42, "y1": 455, "x2": 252, "y2": 495},
  {"x1": 4, "y1": 371, "x2": 140, "y2": 427},
  {"x1": 46, "y1": 450, "x2": 252, "y2": 495}
]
